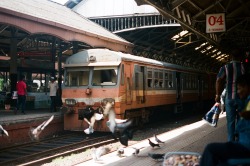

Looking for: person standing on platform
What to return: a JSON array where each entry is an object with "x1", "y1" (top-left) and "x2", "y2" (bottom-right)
[
  {"x1": 16, "y1": 75, "x2": 27, "y2": 114},
  {"x1": 200, "y1": 74, "x2": 250, "y2": 166},
  {"x1": 215, "y1": 48, "x2": 245, "y2": 141},
  {"x1": 48, "y1": 77, "x2": 58, "y2": 112}
]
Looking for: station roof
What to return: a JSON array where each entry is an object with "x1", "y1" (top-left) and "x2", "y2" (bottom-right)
[
  {"x1": 133, "y1": 0, "x2": 250, "y2": 71},
  {"x1": 0, "y1": 0, "x2": 133, "y2": 60},
  {"x1": 0, "y1": 0, "x2": 249, "y2": 72}
]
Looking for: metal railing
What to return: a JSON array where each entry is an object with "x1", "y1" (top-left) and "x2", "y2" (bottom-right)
[{"x1": 90, "y1": 14, "x2": 179, "y2": 32}]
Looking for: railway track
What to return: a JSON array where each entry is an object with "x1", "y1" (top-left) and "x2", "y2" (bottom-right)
[
  {"x1": 0, "y1": 132, "x2": 117, "y2": 166},
  {"x1": 0, "y1": 109, "x2": 208, "y2": 166}
]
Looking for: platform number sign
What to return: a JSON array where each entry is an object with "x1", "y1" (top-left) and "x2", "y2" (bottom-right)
[{"x1": 206, "y1": 13, "x2": 226, "y2": 33}]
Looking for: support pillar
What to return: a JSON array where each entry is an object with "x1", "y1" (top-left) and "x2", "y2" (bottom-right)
[
  {"x1": 72, "y1": 41, "x2": 78, "y2": 54},
  {"x1": 57, "y1": 40, "x2": 62, "y2": 107},
  {"x1": 51, "y1": 37, "x2": 56, "y2": 77},
  {"x1": 9, "y1": 28, "x2": 18, "y2": 94}
]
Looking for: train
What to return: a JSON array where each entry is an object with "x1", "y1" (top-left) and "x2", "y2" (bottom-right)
[{"x1": 61, "y1": 48, "x2": 216, "y2": 132}]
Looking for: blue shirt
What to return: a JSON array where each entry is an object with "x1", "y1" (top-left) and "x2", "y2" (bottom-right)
[
  {"x1": 217, "y1": 61, "x2": 245, "y2": 99},
  {"x1": 236, "y1": 95, "x2": 250, "y2": 150}
]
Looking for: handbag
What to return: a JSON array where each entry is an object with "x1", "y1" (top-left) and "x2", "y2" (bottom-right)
[{"x1": 203, "y1": 102, "x2": 221, "y2": 127}]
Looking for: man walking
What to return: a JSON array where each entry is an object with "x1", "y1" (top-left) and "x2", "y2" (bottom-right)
[
  {"x1": 16, "y1": 75, "x2": 27, "y2": 114},
  {"x1": 215, "y1": 48, "x2": 245, "y2": 141}
]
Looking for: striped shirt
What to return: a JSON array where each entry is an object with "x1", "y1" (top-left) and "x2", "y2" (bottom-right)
[{"x1": 217, "y1": 60, "x2": 245, "y2": 99}]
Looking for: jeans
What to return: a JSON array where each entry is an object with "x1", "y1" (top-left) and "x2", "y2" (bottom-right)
[
  {"x1": 50, "y1": 96, "x2": 56, "y2": 112},
  {"x1": 17, "y1": 95, "x2": 26, "y2": 113},
  {"x1": 199, "y1": 142, "x2": 250, "y2": 166},
  {"x1": 225, "y1": 98, "x2": 243, "y2": 141}
]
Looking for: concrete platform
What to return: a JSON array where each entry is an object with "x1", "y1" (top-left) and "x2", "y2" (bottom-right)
[
  {"x1": 0, "y1": 108, "x2": 62, "y2": 125},
  {"x1": 0, "y1": 108, "x2": 64, "y2": 147},
  {"x1": 76, "y1": 114, "x2": 227, "y2": 166}
]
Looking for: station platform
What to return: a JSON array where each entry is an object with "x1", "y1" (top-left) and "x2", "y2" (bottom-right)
[
  {"x1": 0, "y1": 107, "x2": 62, "y2": 125},
  {"x1": 0, "y1": 108, "x2": 64, "y2": 147},
  {"x1": 77, "y1": 114, "x2": 227, "y2": 166}
]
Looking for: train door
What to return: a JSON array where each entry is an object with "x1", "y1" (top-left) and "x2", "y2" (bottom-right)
[
  {"x1": 125, "y1": 63, "x2": 132, "y2": 104},
  {"x1": 135, "y1": 65, "x2": 146, "y2": 103},
  {"x1": 175, "y1": 72, "x2": 183, "y2": 113}
]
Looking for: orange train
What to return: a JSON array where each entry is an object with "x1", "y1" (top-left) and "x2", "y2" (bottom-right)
[{"x1": 61, "y1": 49, "x2": 216, "y2": 132}]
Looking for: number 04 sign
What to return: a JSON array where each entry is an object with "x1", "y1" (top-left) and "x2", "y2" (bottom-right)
[{"x1": 206, "y1": 13, "x2": 226, "y2": 33}]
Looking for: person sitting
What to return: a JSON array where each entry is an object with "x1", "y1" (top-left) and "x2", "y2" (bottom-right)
[{"x1": 199, "y1": 73, "x2": 250, "y2": 166}]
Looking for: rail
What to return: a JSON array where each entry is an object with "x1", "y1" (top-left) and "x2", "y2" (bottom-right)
[{"x1": 0, "y1": 132, "x2": 116, "y2": 166}]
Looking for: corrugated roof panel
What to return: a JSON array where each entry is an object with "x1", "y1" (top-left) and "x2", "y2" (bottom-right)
[{"x1": 0, "y1": 0, "x2": 131, "y2": 45}]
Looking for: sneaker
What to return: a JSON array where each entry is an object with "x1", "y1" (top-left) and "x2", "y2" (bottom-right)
[{"x1": 210, "y1": 122, "x2": 217, "y2": 127}]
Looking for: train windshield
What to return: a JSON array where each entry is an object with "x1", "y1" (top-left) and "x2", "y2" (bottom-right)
[
  {"x1": 64, "y1": 67, "x2": 89, "y2": 86},
  {"x1": 92, "y1": 67, "x2": 117, "y2": 86}
]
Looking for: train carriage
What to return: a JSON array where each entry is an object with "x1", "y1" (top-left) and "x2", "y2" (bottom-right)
[{"x1": 61, "y1": 49, "x2": 216, "y2": 131}]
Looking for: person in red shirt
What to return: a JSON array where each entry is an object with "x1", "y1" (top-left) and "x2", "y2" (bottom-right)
[{"x1": 15, "y1": 75, "x2": 27, "y2": 114}]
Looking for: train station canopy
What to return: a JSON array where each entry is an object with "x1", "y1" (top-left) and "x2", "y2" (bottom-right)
[
  {"x1": 0, "y1": 0, "x2": 249, "y2": 72},
  {"x1": 132, "y1": 0, "x2": 250, "y2": 71},
  {"x1": 0, "y1": 0, "x2": 133, "y2": 61}
]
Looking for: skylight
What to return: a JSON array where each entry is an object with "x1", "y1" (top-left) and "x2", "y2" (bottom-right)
[{"x1": 171, "y1": 30, "x2": 189, "y2": 40}]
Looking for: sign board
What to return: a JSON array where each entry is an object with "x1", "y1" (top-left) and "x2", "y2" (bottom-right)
[{"x1": 206, "y1": 13, "x2": 226, "y2": 33}]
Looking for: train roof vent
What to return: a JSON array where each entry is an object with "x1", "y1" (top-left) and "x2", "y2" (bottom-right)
[{"x1": 89, "y1": 56, "x2": 96, "y2": 62}]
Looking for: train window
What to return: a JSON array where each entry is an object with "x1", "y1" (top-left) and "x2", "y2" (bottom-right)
[
  {"x1": 183, "y1": 74, "x2": 198, "y2": 90},
  {"x1": 154, "y1": 80, "x2": 159, "y2": 87},
  {"x1": 169, "y1": 81, "x2": 173, "y2": 88},
  {"x1": 165, "y1": 71, "x2": 174, "y2": 89},
  {"x1": 165, "y1": 73, "x2": 168, "y2": 80},
  {"x1": 159, "y1": 72, "x2": 163, "y2": 79},
  {"x1": 188, "y1": 76, "x2": 191, "y2": 89},
  {"x1": 184, "y1": 74, "x2": 190, "y2": 89},
  {"x1": 192, "y1": 76, "x2": 196, "y2": 88},
  {"x1": 155, "y1": 70, "x2": 163, "y2": 88},
  {"x1": 148, "y1": 70, "x2": 152, "y2": 78},
  {"x1": 148, "y1": 79, "x2": 153, "y2": 88},
  {"x1": 147, "y1": 70, "x2": 153, "y2": 88},
  {"x1": 64, "y1": 67, "x2": 89, "y2": 87},
  {"x1": 92, "y1": 67, "x2": 117, "y2": 86},
  {"x1": 159, "y1": 71, "x2": 163, "y2": 88},
  {"x1": 154, "y1": 70, "x2": 159, "y2": 88},
  {"x1": 155, "y1": 71, "x2": 159, "y2": 78},
  {"x1": 65, "y1": 70, "x2": 89, "y2": 86}
]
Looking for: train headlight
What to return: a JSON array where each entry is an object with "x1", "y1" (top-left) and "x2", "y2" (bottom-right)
[{"x1": 65, "y1": 99, "x2": 77, "y2": 106}]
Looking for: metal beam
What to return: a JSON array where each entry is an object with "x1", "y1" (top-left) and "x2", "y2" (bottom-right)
[
  {"x1": 219, "y1": 18, "x2": 248, "y2": 38},
  {"x1": 226, "y1": 0, "x2": 250, "y2": 18},
  {"x1": 192, "y1": 0, "x2": 224, "y2": 19},
  {"x1": 0, "y1": 25, "x2": 8, "y2": 34},
  {"x1": 171, "y1": 0, "x2": 189, "y2": 9},
  {"x1": 187, "y1": 0, "x2": 202, "y2": 12},
  {"x1": 136, "y1": 0, "x2": 219, "y2": 46}
]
